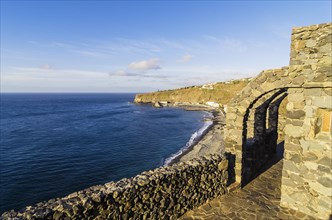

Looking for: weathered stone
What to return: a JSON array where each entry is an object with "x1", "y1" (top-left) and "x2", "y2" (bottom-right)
[
  {"x1": 290, "y1": 154, "x2": 302, "y2": 164},
  {"x1": 293, "y1": 75, "x2": 306, "y2": 85},
  {"x1": 304, "y1": 161, "x2": 319, "y2": 170},
  {"x1": 218, "y1": 160, "x2": 228, "y2": 171},
  {"x1": 294, "y1": 40, "x2": 306, "y2": 51},
  {"x1": 317, "y1": 157, "x2": 332, "y2": 167},
  {"x1": 317, "y1": 165, "x2": 330, "y2": 173},
  {"x1": 303, "y1": 152, "x2": 318, "y2": 161},
  {"x1": 288, "y1": 93, "x2": 304, "y2": 103},
  {"x1": 290, "y1": 173, "x2": 305, "y2": 184},
  {"x1": 312, "y1": 96, "x2": 332, "y2": 108},
  {"x1": 286, "y1": 110, "x2": 305, "y2": 119},
  {"x1": 317, "y1": 177, "x2": 332, "y2": 188},
  {"x1": 283, "y1": 160, "x2": 300, "y2": 173},
  {"x1": 284, "y1": 124, "x2": 303, "y2": 137},
  {"x1": 309, "y1": 181, "x2": 332, "y2": 197},
  {"x1": 319, "y1": 43, "x2": 332, "y2": 53}
]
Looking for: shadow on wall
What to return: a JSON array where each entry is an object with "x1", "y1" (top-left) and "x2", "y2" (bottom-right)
[
  {"x1": 241, "y1": 88, "x2": 288, "y2": 187},
  {"x1": 225, "y1": 152, "x2": 236, "y2": 186}
]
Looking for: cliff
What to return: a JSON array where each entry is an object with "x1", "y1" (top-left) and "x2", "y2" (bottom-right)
[{"x1": 134, "y1": 78, "x2": 252, "y2": 106}]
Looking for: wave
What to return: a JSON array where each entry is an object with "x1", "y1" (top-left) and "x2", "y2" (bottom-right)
[
  {"x1": 163, "y1": 118, "x2": 213, "y2": 166},
  {"x1": 203, "y1": 111, "x2": 214, "y2": 120}
]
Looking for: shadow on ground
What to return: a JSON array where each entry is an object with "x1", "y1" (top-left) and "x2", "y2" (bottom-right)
[{"x1": 180, "y1": 142, "x2": 317, "y2": 220}]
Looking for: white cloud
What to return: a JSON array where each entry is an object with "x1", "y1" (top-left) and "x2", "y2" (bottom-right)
[
  {"x1": 128, "y1": 58, "x2": 161, "y2": 71},
  {"x1": 40, "y1": 64, "x2": 52, "y2": 70},
  {"x1": 108, "y1": 69, "x2": 168, "y2": 79},
  {"x1": 73, "y1": 50, "x2": 110, "y2": 58},
  {"x1": 178, "y1": 54, "x2": 193, "y2": 63},
  {"x1": 108, "y1": 70, "x2": 138, "y2": 77}
]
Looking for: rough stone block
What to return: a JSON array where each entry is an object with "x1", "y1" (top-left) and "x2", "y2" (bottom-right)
[
  {"x1": 288, "y1": 93, "x2": 305, "y2": 103},
  {"x1": 287, "y1": 110, "x2": 305, "y2": 119},
  {"x1": 317, "y1": 157, "x2": 332, "y2": 167},
  {"x1": 218, "y1": 160, "x2": 228, "y2": 171},
  {"x1": 304, "y1": 161, "x2": 318, "y2": 170},
  {"x1": 308, "y1": 181, "x2": 332, "y2": 197},
  {"x1": 283, "y1": 160, "x2": 300, "y2": 173},
  {"x1": 285, "y1": 124, "x2": 304, "y2": 138},
  {"x1": 286, "y1": 142, "x2": 302, "y2": 152}
]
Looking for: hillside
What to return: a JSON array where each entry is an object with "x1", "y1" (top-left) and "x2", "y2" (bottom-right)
[{"x1": 134, "y1": 78, "x2": 252, "y2": 106}]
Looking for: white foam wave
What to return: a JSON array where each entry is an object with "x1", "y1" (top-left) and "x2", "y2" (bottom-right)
[
  {"x1": 163, "y1": 120, "x2": 213, "y2": 166},
  {"x1": 203, "y1": 111, "x2": 214, "y2": 120}
]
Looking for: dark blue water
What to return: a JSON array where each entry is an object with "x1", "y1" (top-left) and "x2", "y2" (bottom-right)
[{"x1": 0, "y1": 93, "x2": 207, "y2": 213}]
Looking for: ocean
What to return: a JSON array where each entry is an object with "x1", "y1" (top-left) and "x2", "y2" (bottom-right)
[{"x1": 0, "y1": 93, "x2": 211, "y2": 213}]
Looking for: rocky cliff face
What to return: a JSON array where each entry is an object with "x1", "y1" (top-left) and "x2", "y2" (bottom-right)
[{"x1": 134, "y1": 78, "x2": 251, "y2": 106}]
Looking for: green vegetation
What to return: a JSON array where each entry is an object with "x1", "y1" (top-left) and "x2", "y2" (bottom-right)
[{"x1": 134, "y1": 79, "x2": 251, "y2": 105}]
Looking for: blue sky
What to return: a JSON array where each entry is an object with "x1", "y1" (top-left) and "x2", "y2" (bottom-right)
[{"x1": 1, "y1": 1, "x2": 331, "y2": 93}]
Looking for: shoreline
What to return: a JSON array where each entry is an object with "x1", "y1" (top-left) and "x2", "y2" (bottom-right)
[
  {"x1": 133, "y1": 101, "x2": 226, "y2": 166},
  {"x1": 166, "y1": 108, "x2": 226, "y2": 166}
]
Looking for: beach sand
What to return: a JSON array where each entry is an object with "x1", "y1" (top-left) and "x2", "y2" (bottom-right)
[{"x1": 170, "y1": 109, "x2": 226, "y2": 165}]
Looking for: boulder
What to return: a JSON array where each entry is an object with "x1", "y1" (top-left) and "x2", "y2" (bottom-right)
[{"x1": 153, "y1": 102, "x2": 163, "y2": 108}]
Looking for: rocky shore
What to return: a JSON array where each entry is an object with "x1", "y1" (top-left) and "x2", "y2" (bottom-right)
[
  {"x1": 169, "y1": 109, "x2": 226, "y2": 165},
  {"x1": 134, "y1": 99, "x2": 227, "y2": 166},
  {"x1": 134, "y1": 100, "x2": 227, "y2": 166}
]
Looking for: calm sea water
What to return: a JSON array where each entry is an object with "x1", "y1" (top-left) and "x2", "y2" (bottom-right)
[{"x1": 0, "y1": 93, "x2": 208, "y2": 213}]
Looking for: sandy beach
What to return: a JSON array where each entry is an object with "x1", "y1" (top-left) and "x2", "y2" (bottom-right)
[{"x1": 170, "y1": 109, "x2": 226, "y2": 165}]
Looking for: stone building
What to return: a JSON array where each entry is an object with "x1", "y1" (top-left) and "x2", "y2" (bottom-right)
[{"x1": 225, "y1": 23, "x2": 331, "y2": 219}]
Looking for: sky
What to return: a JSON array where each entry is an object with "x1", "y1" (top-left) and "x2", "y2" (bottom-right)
[{"x1": 1, "y1": 1, "x2": 331, "y2": 93}]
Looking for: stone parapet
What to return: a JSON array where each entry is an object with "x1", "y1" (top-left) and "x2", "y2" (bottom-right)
[{"x1": 1, "y1": 154, "x2": 228, "y2": 220}]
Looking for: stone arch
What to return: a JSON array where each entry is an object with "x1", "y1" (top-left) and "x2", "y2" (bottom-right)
[
  {"x1": 224, "y1": 65, "x2": 330, "y2": 184},
  {"x1": 241, "y1": 89, "x2": 288, "y2": 185},
  {"x1": 224, "y1": 67, "x2": 291, "y2": 184},
  {"x1": 224, "y1": 22, "x2": 332, "y2": 218}
]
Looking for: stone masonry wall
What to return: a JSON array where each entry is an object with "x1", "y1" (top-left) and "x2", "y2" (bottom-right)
[
  {"x1": 225, "y1": 67, "x2": 291, "y2": 183},
  {"x1": 282, "y1": 88, "x2": 332, "y2": 218},
  {"x1": 225, "y1": 22, "x2": 331, "y2": 218},
  {"x1": 1, "y1": 155, "x2": 228, "y2": 220},
  {"x1": 281, "y1": 23, "x2": 332, "y2": 219}
]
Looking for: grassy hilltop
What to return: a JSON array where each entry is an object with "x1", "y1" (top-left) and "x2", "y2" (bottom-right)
[{"x1": 134, "y1": 78, "x2": 252, "y2": 105}]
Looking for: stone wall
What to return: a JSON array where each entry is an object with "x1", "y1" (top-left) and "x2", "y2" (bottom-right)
[
  {"x1": 224, "y1": 67, "x2": 291, "y2": 184},
  {"x1": 1, "y1": 155, "x2": 228, "y2": 220},
  {"x1": 280, "y1": 23, "x2": 332, "y2": 219},
  {"x1": 225, "y1": 22, "x2": 331, "y2": 218},
  {"x1": 281, "y1": 88, "x2": 332, "y2": 218},
  {"x1": 225, "y1": 22, "x2": 331, "y2": 180}
]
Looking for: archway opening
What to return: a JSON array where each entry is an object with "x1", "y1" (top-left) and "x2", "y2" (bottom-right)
[{"x1": 241, "y1": 89, "x2": 288, "y2": 186}]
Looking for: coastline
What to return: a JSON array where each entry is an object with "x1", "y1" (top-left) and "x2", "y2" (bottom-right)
[{"x1": 166, "y1": 108, "x2": 226, "y2": 166}]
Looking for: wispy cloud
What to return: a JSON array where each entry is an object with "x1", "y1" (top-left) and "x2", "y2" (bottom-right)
[
  {"x1": 40, "y1": 64, "x2": 53, "y2": 70},
  {"x1": 28, "y1": 41, "x2": 76, "y2": 49},
  {"x1": 205, "y1": 36, "x2": 247, "y2": 52},
  {"x1": 178, "y1": 54, "x2": 193, "y2": 63},
  {"x1": 49, "y1": 41, "x2": 76, "y2": 48},
  {"x1": 108, "y1": 70, "x2": 138, "y2": 77},
  {"x1": 73, "y1": 50, "x2": 111, "y2": 58},
  {"x1": 108, "y1": 69, "x2": 168, "y2": 79},
  {"x1": 11, "y1": 66, "x2": 107, "y2": 77},
  {"x1": 128, "y1": 58, "x2": 161, "y2": 72},
  {"x1": 157, "y1": 39, "x2": 191, "y2": 51}
]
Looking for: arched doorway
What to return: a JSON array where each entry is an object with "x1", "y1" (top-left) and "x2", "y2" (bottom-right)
[{"x1": 241, "y1": 89, "x2": 288, "y2": 186}]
